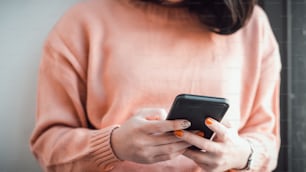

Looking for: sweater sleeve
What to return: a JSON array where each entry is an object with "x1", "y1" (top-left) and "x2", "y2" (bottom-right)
[
  {"x1": 30, "y1": 4, "x2": 121, "y2": 172},
  {"x1": 238, "y1": 6, "x2": 282, "y2": 172}
]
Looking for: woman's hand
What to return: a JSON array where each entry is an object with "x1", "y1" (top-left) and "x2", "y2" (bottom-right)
[
  {"x1": 111, "y1": 108, "x2": 192, "y2": 164},
  {"x1": 175, "y1": 118, "x2": 251, "y2": 172}
]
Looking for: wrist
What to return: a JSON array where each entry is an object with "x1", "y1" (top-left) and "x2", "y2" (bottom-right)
[
  {"x1": 238, "y1": 139, "x2": 254, "y2": 171},
  {"x1": 110, "y1": 126, "x2": 125, "y2": 161}
]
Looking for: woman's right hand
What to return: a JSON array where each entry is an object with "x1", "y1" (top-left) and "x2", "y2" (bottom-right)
[{"x1": 111, "y1": 108, "x2": 191, "y2": 164}]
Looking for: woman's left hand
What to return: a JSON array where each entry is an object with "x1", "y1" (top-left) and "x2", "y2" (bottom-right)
[{"x1": 175, "y1": 118, "x2": 251, "y2": 172}]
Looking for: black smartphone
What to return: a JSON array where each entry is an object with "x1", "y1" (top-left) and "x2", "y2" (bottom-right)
[{"x1": 167, "y1": 94, "x2": 229, "y2": 140}]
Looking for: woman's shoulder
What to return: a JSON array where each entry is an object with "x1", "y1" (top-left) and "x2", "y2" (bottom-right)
[
  {"x1": 238, "y1": 4, "x2": 278, "y2": 48},
  {"x1": 47, "y1": 0, "x2": 115, "y2": 40},
  {"x1": 57, "y1": 0, "x2": 112, "y2": 24},
  {"x1": 243, "y1": 5, "x2": 273, "y2": 34},
  {"x1": 43, "y1": 0, "x2": 114, "y2": 56}
]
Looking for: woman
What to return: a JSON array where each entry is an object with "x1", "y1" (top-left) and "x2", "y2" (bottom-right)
[{"x1": 30, "y1": 0, "x2": 281, "y2": 171}]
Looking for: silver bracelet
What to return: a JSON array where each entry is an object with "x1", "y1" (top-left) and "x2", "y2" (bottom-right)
[{"x1": 240, "y1": 139, "x2": 254, "y2": 170}]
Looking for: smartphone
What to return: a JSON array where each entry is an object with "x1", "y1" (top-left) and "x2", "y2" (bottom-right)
[{"x1": 167, "y1": 94, "x2": 229, "y2": 140}]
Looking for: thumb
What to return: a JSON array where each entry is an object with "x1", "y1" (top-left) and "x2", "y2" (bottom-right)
[
  {"x1": 135, "y1": 108, "x2": 167, "y2": 121},
  {"x1": 221, "y1": 119, "x2": 233, "y2": 128}
]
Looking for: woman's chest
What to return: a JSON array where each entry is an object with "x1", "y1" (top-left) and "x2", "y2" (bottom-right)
[{"x1": 102, "y1": 34, "x2": 244, "y2": 99}]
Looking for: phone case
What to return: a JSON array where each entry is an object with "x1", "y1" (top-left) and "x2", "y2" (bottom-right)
[{"x1": 167, "y1": 94, "x2": 229, "y2": 140}]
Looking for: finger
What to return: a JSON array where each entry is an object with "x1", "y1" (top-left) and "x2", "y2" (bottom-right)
[
  {"x1": 136, "y1": 108, "x2": 167, "y2": 120},
  {"x1": 174, "y1": 130, "x2": 220, "y2": 153},
  {"x1": 155, "y1": 141, "x2": 191, "y2": 155},
  {"x1": 183, "y1": 149, "x2": 215, "y2": 165},
  {"x1": 221, "y1": 119, "x2": 233, "y2": 128},
  {"x1": 150, "y1": 133, "x2": 185, "y2": 145},
  {"x1": 153, "y1": 150, "x2": 185, "y2": 162},
  {"x1": 144, "y1": 119, "x2": 191, "y2": 134},
  {"x1": 205, "y1": 118, "x2": 229, "y2": 141},
  {"x1": 146, "y1": 115, "x2": 162, "y2": 121}
]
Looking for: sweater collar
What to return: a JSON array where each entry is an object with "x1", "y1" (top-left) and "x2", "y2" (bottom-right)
[{"x1": 120, "y1": 0, "x2": 199, "y2": 26}]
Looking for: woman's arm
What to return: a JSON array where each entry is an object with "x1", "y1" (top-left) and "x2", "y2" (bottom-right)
[
  {"x1": 238, "y1": 6, "x2": 282, "y2": 171},
  {"x1": 30, "y1": 26, "x2": 122, "y2": 171},
  {"x1": 30, "y1": 40, "x2": 191, "y2": 171}
]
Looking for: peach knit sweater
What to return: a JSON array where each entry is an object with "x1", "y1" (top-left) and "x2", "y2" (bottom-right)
[{"x1": 30, "y1": 0, "x2": 281, "y2": 171}]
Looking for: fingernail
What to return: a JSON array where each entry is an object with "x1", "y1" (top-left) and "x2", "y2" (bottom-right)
[
  {"x1": 145, "y1": 115, "x2": 161, "y2": 120},
  {"x1": 196, "y1": 131, "x2": 205, "y2": 137},
  {"x1": 181, "y1": 120, "x2": 191, "y2": 128},
  {"x1": 205, "y1": 118, "x2": 213, "y2": 126},
  {"x1": 153, "y1": 116, "x2": 161, "y2": 120},
  {"x1": 174, "y1": 130, "x2": 184, "y2": 137}
]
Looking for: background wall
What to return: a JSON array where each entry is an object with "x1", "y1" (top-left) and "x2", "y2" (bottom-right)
[
  {"x1": 0, "y1": 1, "x2": 79, "y2": 171},
  {"x1": 290, "y1": 1, "x2": 306, "y2": 171}
]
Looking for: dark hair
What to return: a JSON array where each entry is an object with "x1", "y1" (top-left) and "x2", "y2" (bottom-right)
[{"x1": 143, "y1": 0, "x2": 257, "y2": 35}]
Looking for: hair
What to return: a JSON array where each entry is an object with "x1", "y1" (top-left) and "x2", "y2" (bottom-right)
[{"x1": 143, "y1": 0, "x2": 257, "y2": 35}]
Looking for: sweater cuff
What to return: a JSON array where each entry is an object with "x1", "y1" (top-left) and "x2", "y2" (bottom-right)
[
  {"x1": 239, "y1": 136, "x2": 267, "y2": 171},
  {"x1": 89, "y1": 125, "x2": 121, "y2": 171}
]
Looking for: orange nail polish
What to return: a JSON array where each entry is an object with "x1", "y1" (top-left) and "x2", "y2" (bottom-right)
[
  {"x1": 145, "y1": 115, "x2": 161, "y2": 121},
  {"x1": 153, "y1": 116, "x2": 161, "y2": 120},
  {"x1": 174, "y1": 130, "x2": 184, "y2": 137},
  {"x1": 196, "y1": 131, "x2": 205, "y2": 137},
  {"x1": 205, "y1": 118, "x2": 213, "y2": 126}
]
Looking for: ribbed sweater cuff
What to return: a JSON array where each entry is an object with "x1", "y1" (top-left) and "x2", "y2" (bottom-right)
[{"x1": 89, "y1": 125, "x2": 121, "y2": 171}]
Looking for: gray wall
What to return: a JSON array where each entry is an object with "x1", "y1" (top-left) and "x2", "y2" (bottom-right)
[
  {"x1": 0, "y1": 1, "x2": 79, "y2": 171},
  {"x1": 291, "y1": 1, "x2": 306, "y2": 171}
]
